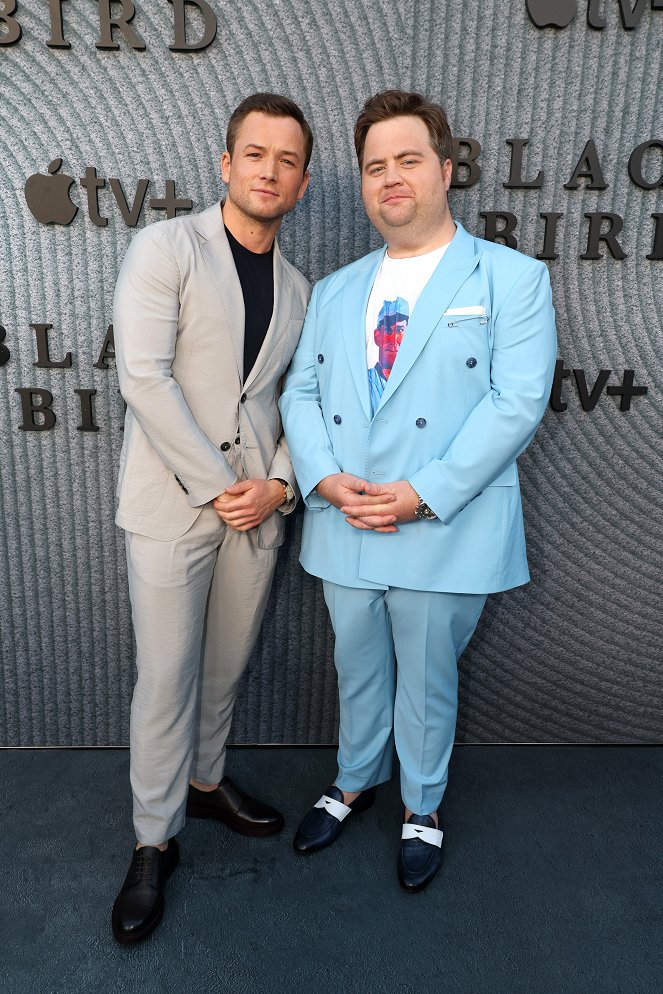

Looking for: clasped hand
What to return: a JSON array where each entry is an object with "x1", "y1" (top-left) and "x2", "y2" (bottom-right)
[
  {"x1": 316, "y1": 472, "x2": 419, "y2": 533},
  {"x1": 213, "y1": 478, "x2": 283, "y2": 531}
]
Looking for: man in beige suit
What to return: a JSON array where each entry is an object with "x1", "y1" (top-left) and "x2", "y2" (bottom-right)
[{"x1": 111, "y1": 93, "x2": 312, "y2": 945}]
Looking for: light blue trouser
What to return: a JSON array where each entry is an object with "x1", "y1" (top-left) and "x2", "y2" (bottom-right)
[{"x1": 322, "y1": 581, "x2": 487, "y2": 815}]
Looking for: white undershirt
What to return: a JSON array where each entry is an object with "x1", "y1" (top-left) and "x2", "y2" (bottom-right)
[{"x1": 365, "y1": 243, "x2": 450, "y2": 370}]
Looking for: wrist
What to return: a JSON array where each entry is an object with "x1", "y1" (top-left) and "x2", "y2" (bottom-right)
[
  {"x1": 412, "y1": 490, "x2": 437, "y2": 521},
  {"x1": 270, "y1": 477, "x2": 293, "y2": 507}
]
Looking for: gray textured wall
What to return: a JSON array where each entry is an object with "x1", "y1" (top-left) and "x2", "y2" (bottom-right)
[{"x1": 1, "y1": 0, "x2": 661, "y2": 746}]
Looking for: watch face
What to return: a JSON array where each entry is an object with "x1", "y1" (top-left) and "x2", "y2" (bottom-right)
[{"x1": 416, "y1": 499, "x2": 437, "y2": 520}]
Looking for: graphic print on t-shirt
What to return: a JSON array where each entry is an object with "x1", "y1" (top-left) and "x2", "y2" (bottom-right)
[{"x1": 367, "y1": 296, "x2": 410, "y2": 415}]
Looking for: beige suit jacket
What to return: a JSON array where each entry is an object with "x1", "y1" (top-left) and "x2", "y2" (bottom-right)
[{"x1": 113, "y1": 202, "x2": 310, "y2": 546}]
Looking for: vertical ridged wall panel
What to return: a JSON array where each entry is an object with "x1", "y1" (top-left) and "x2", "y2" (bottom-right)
[{"x1": 0, "y1": 1, "x2": 661, "y2": 744}]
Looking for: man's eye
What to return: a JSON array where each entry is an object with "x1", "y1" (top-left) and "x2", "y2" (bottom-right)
[
  {"x1": 368, "y1": 166, "x2": 384, "y2": 176},
  {"x1": 402, "y1": 159, "x2": 418, "y2": 166},
  {"x1": 281, "y1": 159, "x2": 296, "y2": 167}
]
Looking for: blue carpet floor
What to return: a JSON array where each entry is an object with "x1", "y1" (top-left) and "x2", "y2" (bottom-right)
[{"x1": 1, "y1": 746, "x2": 661, "y2": 994}]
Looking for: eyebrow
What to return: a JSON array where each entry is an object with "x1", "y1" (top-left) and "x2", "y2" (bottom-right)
[
  {"x1": 242, "y1": 143, "x2": 301, "y2": 160},
  {"x1": 364, "y1": 149, "x2": 425, "y2": 169}
]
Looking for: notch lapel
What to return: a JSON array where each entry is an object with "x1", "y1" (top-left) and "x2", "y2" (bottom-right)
[
  {"x1": 196, "y1": 204, "x2": 244, "y2": 386},
  {"x1": 375, "y1": 222, "x2": 482, "y2": 413},
  {"x1": 340, "y1": 248, "x2": 385, "y2": 422}
]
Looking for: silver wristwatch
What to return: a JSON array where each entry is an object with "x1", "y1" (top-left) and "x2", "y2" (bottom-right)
[
  {"x1": 414, "y1": 495, "x2": 437, "y2": 520},
  {"x1": 274, "y1": 478, "x2": 295, "y2": 504}
]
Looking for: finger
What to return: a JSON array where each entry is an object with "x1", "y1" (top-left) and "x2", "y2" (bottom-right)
[
  {"x1": 341, "y1": 491, "x2": 396, "y2": 505},
  {"x1": 224, "y1": 480, "x2": 252, "y2": 495},
  {"x1": 344, "y1": 515, "x2": 398, "y2": 531},
  {"x1": 219, "y1": 508, "x2": 258, "y2": 523},
  {"x1": 345, "y1": 512, "x2": 398, "y2": 527},
  {"x1": 340, "y1": 498, "x2": 396, "y2": 513},
  {"x1": 222, "y1": 516, "x2": 260, "y2": 530},
  {"x1": 360, "y1": 480, "x2": 389, "y2": 496},
  {"x1": 344, "y1": 516, "x2": 374, "y2": 530},
  {"x1": 219, "y1": 499, "x2": 255, "y2": 514},
  {"x1": 345, "y1": 477, "x2": 370, "y2": 493}
]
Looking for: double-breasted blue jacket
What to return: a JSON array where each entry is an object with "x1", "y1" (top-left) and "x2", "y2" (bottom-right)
[{"x1": 279, "y1": 221, "x2": 557, "y2": 594}]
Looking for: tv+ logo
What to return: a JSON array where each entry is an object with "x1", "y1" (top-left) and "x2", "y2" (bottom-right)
[
  {"x1": 24, "y1": 159, "x2": 192, "y2": 227},
  {"x1": 526, "y1": 0, "x2": 663, "y2": 30}
]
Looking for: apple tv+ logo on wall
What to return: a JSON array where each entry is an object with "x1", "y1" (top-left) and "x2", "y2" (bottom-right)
[
  {"x1": 526, "y1": 0, "x2": 663, "y2": 30},
  {"x1": 526, "y1": 0, "x2": 577, "y2": 28},
  {"x1": 24, "y1": 159, "x2": 193, "y2": 227},
  {"x1": 24, "y1": 159, "x2": 78, "y2": 225}
]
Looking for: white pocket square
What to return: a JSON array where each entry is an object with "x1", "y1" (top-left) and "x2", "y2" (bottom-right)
[{"x1": 443, "y1": 305, "x2": 486, "y2": 316}]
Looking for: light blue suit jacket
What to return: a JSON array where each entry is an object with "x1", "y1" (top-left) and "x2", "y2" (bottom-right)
[{"x1": 279, "y1": 222, "x2": 557, "y2": 594}]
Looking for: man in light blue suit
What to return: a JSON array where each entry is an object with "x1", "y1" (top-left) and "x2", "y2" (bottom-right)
[{"x1": 279, "y1": 90, "x2": 557, "y2": 891}]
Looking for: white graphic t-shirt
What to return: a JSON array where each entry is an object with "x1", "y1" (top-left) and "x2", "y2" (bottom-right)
[{"x1": 365, "y1": 243, "x2": 450, "y2": 415}]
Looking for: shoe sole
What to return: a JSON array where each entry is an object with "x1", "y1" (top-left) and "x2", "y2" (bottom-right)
[
  {"x1": 186, "y1": 804, "x2": 284, "y2": 837},
  {"x1": 397, "y1": 873, "x2": 437, "y2": 893},
  {"x1": 111, "y1": 847, "x2": 179, "y2": 946}
]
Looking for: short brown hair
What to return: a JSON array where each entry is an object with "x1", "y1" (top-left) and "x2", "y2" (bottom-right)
[
  {"x1": 226, "y1": 93, "x2": 314, "y2": 173},
  {"x1": 354, "y1": 90, "x2": 453, "y2": 168}
]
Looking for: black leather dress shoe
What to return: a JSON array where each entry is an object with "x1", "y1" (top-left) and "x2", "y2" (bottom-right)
[
  {"x1": 397, "y1": 813, "x2": 443, "y2": 892},
  {"x1": 293, "y1": 784, "x2": 376, "y2": 853},
  {"x1": 112, "y1": 838, "x2": 179, "y2": 945},
  {"x1": 186, "y1": 777, "x2": 284, "y2": 837}
]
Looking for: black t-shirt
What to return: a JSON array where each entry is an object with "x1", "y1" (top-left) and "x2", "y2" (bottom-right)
[{"x1": 225, "y1": 225, "x2": 275, "y2": 383}]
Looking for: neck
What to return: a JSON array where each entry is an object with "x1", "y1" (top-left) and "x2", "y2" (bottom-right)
[
  {"x1": 386, "y1": 213, "x2": 456, "y2": 260},
  {"x1": 221, "y1": 200, "x2": 279, "y2": 254}
]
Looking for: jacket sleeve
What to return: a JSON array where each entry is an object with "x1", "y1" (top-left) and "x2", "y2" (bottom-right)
[
  {"x1": 409, "y1": 261, "x2": 557, "y2": 524},
  {"x1": 278, "y1": 282, "x2": 342, "y2": 509},
  {"x1": 114, "y1": 225, "x2": 237, "y2": 508}
]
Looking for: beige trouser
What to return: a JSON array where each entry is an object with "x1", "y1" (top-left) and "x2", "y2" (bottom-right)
[{"x1": 125, "y1": 504, "x2": 278, "y2": 845}]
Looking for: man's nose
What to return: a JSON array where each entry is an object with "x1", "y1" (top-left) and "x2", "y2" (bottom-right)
[
  {"x1": 383, "y1": 162, "x2": 403, "y2": 185},
  {"x1": 260, "y1": 158, "x2": 278, "y2": 180}
]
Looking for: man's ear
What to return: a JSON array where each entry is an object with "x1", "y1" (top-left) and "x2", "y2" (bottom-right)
[
  {"x1": 441, "y1": 157, "x2": 453, "y2": 192},
  {"x1": 297, "y1": 169, "x2": 310, "y2": 201},
  {"x1": 220, "y1": 151, "x2": 231, "y2": 184}
]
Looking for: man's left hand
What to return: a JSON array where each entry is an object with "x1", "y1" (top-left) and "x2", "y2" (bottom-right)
[
  {"x1": 340, "y1": 480, "x2": 419, "y2": 532},
  {"x1": 213, "y1": 479, "x2": 284, "y2": 531}
]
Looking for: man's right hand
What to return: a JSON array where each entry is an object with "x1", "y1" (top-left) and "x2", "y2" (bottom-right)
[{"x1": 316, "y1": 473, "x2": 397, "y2": 529}]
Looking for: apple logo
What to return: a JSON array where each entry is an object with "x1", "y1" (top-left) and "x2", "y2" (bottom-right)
[
  {"x1": 526, "y1": 0, "x2": 577, "y2": 28},
  {"x1": 24, "y1": 158, "x2": 78, "y2": 225}
]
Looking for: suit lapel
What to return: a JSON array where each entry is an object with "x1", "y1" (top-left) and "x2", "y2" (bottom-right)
[
  {"x1": 196, "y1": 204, "x2": 244, "y2": 385},
  {"x1": 243, "y1": 240, "x2": 293, "y2": 391},
  {"x1": 341, "y1": 249, "x2": 385, "y2": 422},
  {"x1": 375, "y1": 222, "x2": 482, "y2": 413}
]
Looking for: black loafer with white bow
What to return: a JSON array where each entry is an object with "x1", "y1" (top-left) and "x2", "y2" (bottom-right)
[
  {"x1": 293, "y1": 784, "x2": 376, "y2": 853},
  {"x1": 397, "y1": 813, "x2": 444, "y2": 892}
]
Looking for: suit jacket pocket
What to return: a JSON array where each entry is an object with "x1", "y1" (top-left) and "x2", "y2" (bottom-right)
[
  {"x1": 257, "y1": 511, "x2": 286, "y2": 550},
  {"x1": 118, "y1": 458, "x2": 170, "y2": 516}
]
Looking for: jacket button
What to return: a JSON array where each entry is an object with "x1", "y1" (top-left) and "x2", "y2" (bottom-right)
[
  {"x1": 220, "y1": 442, "x2": 231, "y2": 451},
  {"x1": 333, "y1": 415, "x2": 342, "y2": 424},
  {"x1": 415, "y1": 418, "x2": 426, "y2": 428},
  {"x1": 466, "y1": 357, "x2": 477, "y2": 368},
  {"x1": 240, "y1": 393, "x2": 247, "y2": 403},
  {"x1": 317, "y1": 354, "x2": 324, "y2": 363},
  {"x1": 235, "y1": 436, "x2": 240, "y2": 444}
]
